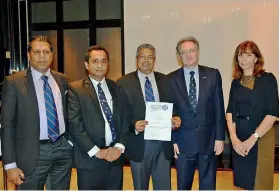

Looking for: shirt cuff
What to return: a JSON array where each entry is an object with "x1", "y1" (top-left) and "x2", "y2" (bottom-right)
[
  {"x1": 68, "y1": 140, "x2": 73, "y2": 147},
  {"x1": 87, "y1": 146, "x2": 100, "y2": 157},
  {"x1": 4, "y1": 162, "x2": 17, "y2": 170},
  {"x1": 114, "y1": 143, "x2": 125, "y2": 153}
]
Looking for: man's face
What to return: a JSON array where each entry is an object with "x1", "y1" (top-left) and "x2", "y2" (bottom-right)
[
  {"x1": 85, "y1": 50, "x2": 108, "y2": 82},
  {"x1": 177, "y1": 41, "x2": 199, "y2": 68},
  {"x1": 136, "y1": 48, "x2": 155, "y2": 75},
  {"x1": 28, "y1": 40, "x2": 53, "y2": 74}
]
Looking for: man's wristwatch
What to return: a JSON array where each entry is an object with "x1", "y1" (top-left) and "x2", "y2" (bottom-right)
[{"x1": 253, "y1": 132, "x2": 260, "y2": 139}]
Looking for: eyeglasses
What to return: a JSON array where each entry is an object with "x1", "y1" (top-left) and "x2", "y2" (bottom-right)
[
  {"x1": 178, "y1": 49, "x2": 197, "y2": 55},
  {"x1": 138, "y1": 55, "x2": 155, "y2": 61},
  {"x1": 238, "y1": 52, "x2": 255, "y2": 59},
  {"x1": 92, "y1": 59, "x2": 108, "y2": 66},
  {"x1": 31, "y1": 50, "x2": 52, "y2": 56}
]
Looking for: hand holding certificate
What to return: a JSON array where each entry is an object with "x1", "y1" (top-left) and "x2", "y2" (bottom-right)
[{"x1": 144, "y1": 102, "x2": 173, "y2": 141}]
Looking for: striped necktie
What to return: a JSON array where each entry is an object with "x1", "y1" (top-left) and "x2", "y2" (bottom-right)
[
  {"x1": 41, "y1": 76, "x2": 60, "y2": 142},
  {"x1": 145, "y1": 76, "x2": 155, "y2": 102}
]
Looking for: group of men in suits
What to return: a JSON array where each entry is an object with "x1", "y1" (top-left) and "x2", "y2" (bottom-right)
[{"x1": 1, "y1": 35, "x2": 225, "y2": 190}]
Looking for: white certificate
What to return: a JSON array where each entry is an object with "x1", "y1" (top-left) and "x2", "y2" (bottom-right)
[{"x1": 144, "y1": 102, "x2": 173, "y2": 141}]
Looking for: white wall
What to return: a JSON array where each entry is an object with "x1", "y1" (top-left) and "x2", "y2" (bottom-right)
[{"x1": 124, "y1": 0, "x2": 279, "y2": 106}]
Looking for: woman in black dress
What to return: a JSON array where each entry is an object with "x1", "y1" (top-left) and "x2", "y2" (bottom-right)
[{"x1": 226, "y1": 40, "x2": 278, "y2": 190}]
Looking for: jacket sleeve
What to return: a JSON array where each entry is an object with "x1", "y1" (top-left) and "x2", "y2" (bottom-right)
[
  {"x1": 265, "y1": 73, "x2": 279, "y2": 117},
  {"x1": 118, "y1": 87, "x2": 132, "y2": 146},
  {"x1": 1, "y1": 77, "x2": 17, "y2": 165},
  {"x1": 214, "y1": 69, "x2": 226, "y2": 141},
  {"x1": 226, "y1": 79, "x2": 237, "y2": 122},
  {"x1": 67, "y1": 83, "x2": 96, "y2": 153}
]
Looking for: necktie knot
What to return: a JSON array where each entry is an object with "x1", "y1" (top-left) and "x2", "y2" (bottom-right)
[
  {"x1": 41, "y1": 75, "x2": 48, "y2": 82},
  {"x1": 189, "y1": 71, "x2": 195, "y2": 77},
  {"x1": 98, "y1": 83, "x2": 102, "y2": 88}
]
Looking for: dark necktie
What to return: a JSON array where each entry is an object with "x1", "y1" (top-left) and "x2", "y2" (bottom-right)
[
  {"x1": 97, "y1": 83, "x2": 116, "y2": 142},
  {"x1": 188, "y1": 71, "x2": 197, "y2": 111},
  {"x1": 145, "y1": 76, "x2": 155, "y2": 102},
  {"x1": 41, "y1": 76, "x2": 60, "y2": 142}
]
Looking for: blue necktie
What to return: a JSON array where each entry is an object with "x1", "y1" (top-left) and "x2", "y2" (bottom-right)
[
  {"x1": 41, "y1": 76, "x2": 60, "y2": 142},
  {"x1": 145, "y1": 76, "x2": 155, "y2": 102},
  {"x1": 97, "y1": 83, "x2": 116, "y2": 142},
  {"x1": 189, "y1": 71, "x2": 197, "y2": 111}
]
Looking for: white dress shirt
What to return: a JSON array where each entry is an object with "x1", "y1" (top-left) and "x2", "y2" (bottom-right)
[{"x1": 87, "y1": 76, "x2": 125, "y2": 158}]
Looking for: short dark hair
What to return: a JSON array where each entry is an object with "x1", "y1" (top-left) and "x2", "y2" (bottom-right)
[
  {"x1": 85, "y1": 45, "x2": 109, "y2": 63},
  {"x1": 27, "y1": 35, "x2": 53, "y2": 52}
]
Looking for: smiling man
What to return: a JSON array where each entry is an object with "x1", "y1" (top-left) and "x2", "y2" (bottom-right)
[
  {"x1": 68, "y1": 45, "x2": 130, "y2": 190},
  {"x1": 117, "y1": 44, "x2": 181, "y2": 190},
  {"x1": 168, "y1": 36, "x2": 226, "y2": 190},
  {"x1": 1, "y1": 36, "x2": 72, "y2": 190}
]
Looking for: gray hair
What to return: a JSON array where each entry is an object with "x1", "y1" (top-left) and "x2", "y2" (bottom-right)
[
  {"x1": 136, "y1": 44, "x2": 156, "y2": 57},
  {"x1": 176, "y1": 36, "x2": 200, "y2": 53}
]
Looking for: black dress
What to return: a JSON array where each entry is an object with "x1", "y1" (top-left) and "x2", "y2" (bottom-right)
[
  {"x1": 232, "y1": 83, "x2": 257, "y2": 189},
  {"x1": 227, "y1": 73, "x2": 278, "y2": 190}
]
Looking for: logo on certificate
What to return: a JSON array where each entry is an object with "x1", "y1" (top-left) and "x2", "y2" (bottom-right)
[
  {"x1": 150, "y1": 104, "x2": 168, "y2": 111},
  {"x1": 162, "y1": 104, "x2": 168, "y2": 110}
]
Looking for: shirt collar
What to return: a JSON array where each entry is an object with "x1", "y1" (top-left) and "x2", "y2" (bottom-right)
[
  {"x1": 184, "y1": 65, "x2": 199, "y2": 75},
  {"x1": 137, "y1": 70, "x2": 155, "y2": 81},
  {"x1": 89, "y1": 76, "x2": 106, "y2": 88},
  {"x1": 31, "y1": 66, "x2": 51, "y2": 80}
]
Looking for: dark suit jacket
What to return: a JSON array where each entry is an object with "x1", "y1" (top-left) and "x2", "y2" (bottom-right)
[
  {"x1": 227, "y1": 72, "x2": 279, "y2": 132},
  {"x1": 168, "y1": 65, "x2": 225, "y2": 154},
  {"x1": 68, "y1": 77, "x2": 130, "y2": 169},
  {"x1": 117, "y1": 71, "x2": 176, "y2": 162},
  {"x1": 1, "y1": 68, "x2": 68, "y2": 176}
]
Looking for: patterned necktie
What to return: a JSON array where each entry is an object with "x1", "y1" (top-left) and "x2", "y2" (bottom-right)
[
  {"x1": 97, "y1": 83, "x2": 116, "y2": 142},
  {"x1": 145, "y1": 76, "x2": 155, "y2": 102},
  {"x1": 188, "y1": 71, "x2": 197, "y2": 111},
  {"x1": 41, "y1": 76, "x2": 60, "y2": 142}
]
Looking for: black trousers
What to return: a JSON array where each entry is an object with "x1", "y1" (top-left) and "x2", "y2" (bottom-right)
[
  {"x1": 18, "y1": 137, "x2": 72, "y2": 190},
  {"x1": 77, "y1": 162, "x2": 123, "y2": 190}
]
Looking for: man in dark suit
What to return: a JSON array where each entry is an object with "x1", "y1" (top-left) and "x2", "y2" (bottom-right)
[
  {"x1": 1, "y1": 36, "x2": 72, "y2": 189},
  {"x1": 68, "y1": 45, "x2": 130, "y2": 190},
  {"x1": 168, "y1": 36, "x2": 225, "y2": 190},
  {"x1": 117, "y1": 44, "x2": 181, "y2": 190}
]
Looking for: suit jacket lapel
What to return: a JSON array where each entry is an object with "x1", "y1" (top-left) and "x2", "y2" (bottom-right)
[
  {"x1": 175, "y1": 67, "x2": 191, "y2": 108},
  {"x1": 154, "y1": 72, "x2": 162, "y2": 101},
  {"x1": 196, "y1": 65, "x2": 207, "y2": 110},
  {"x1": 25, "y1": 68, "x2": 40, "y2": 126},
  {"x1": 84, "y1": 77, "x2": 103, "y2": 114},
  {"x1": 131, "y1": 70, "x2": 146, "y2": 106},
  {"x1": 106, "y1": 79, "x2": 118, "y2": 123}
]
